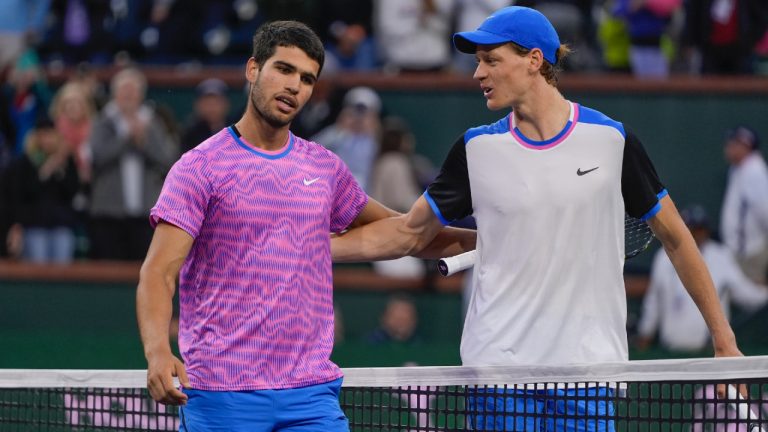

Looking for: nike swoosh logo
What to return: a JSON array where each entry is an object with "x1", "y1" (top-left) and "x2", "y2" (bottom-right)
[
  {"x1": 576, "y1": 167, "x2": 599, "y2": 176},
  {"x1": 303, "y1": 177, "x2": 321, "y2": 186}
]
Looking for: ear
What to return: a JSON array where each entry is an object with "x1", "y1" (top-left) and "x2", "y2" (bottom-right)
[
  {"x1": 528, "y1": 48, "x2": 545, "y2": 73},
  {"x1": 245, "y1": 57, "x2": 259, "y2": 83}
]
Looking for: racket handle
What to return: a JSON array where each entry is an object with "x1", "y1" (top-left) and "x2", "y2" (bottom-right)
[{"x1": 437, "y1": 250, "x2": 477, "y2": 277}]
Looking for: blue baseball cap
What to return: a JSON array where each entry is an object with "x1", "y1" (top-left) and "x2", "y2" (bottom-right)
[{"x1": 453, "y1": 6, "x2": 561, "y2": 65}]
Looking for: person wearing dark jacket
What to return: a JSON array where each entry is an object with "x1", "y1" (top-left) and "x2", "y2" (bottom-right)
[
  {"x1": 179, "y1": 78, "x2": 231, "y2": 153},
  {"x1": 684, "y1": 0, "x2": 768, "y2": 74},
  {"x1": 5, "y1": 117, "x2": 80, "y2": 263}
]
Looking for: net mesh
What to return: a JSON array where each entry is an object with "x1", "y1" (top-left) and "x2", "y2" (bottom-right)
[{"x1": 2, "y1": 357, "x2": 768, "y2": 431}]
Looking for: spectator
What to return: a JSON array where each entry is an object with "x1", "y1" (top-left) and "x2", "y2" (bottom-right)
[
  {"x1": 368, "y1": 117, "x2": 434, "y2": 278},
  {"x1": 374, "y1": 0, "x2": 455, "y2": 73},
  {"x1": 88, "y1": 67, "x2": 178, "y2": 260},
  {"x1": 453, "y1": 0, "x2": 512, "y2": 73},
  {"x1": 49, "y1": 81, "x2": 95, "y2": 184},
  {"x1": 42, "y1": 0, "x2": 113, "y2": 65},
  {"x1": 720, "y1": 126, "x2": 768, "y2": 284},
  {"x1": 70, "y1": 62, "x2": 108, "y2": 110},
  {"x1": 138, "y1": 0, "x2": 232, "y2": 64},
  {"x1": 370, "y1": 117, "x2": 430, "y2": 213},
  {"x1": 597, "y1": 1, "x2": 632, "y2": 73},
  {"x1": 324, "y1": 21, "x2": 378, "y2": 73},
  {"x1": 5, "y1": 117, "x2": 80, "y2": 263},
  {"x1": 0, "y1": 77, "x2": 17, "y2": 170},
  {"x1": 366, "y1": 294, "x2": 421, "y2": 345},
  {"x1": 0, "y1": 164, "x2": 11, "y2": 257},
  {"x1": 315, "y1": 0, "x2": 374, "y2": 42},
  {"x1": 1, "y1": 50, "x2": 52, "y2": 156},
  {"x1": 291, "y1": 79, "x2": 336, "y2": 139},
  {"x1": 312, "y1": 86, "x2": 381, "y2": 191},
  {"x1": 614, "y1": 0, "x2": 682, "y2": 78},
  {"x1": 531, "y1": 0, "x2": 603, "y2": 72},
  {"x1": 180, "y1": 78, "x2": 231, "y2": 154},
  {"x1": 684, "y1": 0, "x2": 768, "y2": 74},
  {"x1": 636, "y1": 205, "x2": 768, "y2": 353},
  {"x1": 0, "y1": 0, "x2": 50, "y2": 73}
]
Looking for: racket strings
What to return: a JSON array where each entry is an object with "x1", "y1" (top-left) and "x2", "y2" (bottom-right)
[{"x1": 625, "y1": 214, "x2": 655, "y2": 259}]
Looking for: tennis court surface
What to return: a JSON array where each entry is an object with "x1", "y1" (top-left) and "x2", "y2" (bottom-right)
[{"x1": 2, "y1": 356, "x2": 767, "y2": 431}]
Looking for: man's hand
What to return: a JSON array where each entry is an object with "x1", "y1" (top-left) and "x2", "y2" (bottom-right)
[
  {"x1": 146, "y1": 351, "x2": 190, "y2": 405},
  {"x1": 711, "y1": 332, "x2": 746, "y2": 399}
]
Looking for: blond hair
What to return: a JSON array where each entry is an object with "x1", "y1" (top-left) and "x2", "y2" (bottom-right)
[{"x1": 49, "y1": 81, "x2": 96, "y2": 121}]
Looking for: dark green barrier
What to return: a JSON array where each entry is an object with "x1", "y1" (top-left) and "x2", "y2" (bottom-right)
[{"x1": 3, "y1": 278, "x2": 765, "y2": 369}]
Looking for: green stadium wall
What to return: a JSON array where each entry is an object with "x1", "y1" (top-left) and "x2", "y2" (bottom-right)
[{"x1": 2, "y1": 278, "x2": 767, "y2": 369}]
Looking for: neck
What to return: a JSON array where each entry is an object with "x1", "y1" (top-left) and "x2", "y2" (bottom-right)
[
  {"x1": 511, "y1": 82, "x2": 569, "y2": 141},
  {"x1": 735, "y1": 151, "x2": 755, "y2": 166},
  {"x1": 235, "y1": 109, "x2": 290, "y2": 151}
]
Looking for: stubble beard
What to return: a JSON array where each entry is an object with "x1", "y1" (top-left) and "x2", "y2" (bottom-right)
[{"x1": 249, "y1": 80, "x2": 293, "y2": 129}]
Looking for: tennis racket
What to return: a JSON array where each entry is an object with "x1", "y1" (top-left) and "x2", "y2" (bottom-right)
[{"x1": 438, "y1": 214, "x2": 655, "y2": 276}]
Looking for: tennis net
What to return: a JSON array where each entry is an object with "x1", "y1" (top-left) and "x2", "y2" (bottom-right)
[{"x1": 2, "y1": 356, "x2": 767, "y2": 431}]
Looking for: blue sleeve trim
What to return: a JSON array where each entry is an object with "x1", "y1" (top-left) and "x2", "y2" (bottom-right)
[
  {"x1": 464, "y1": 115, "x2": 511, "y2": 144},
  {"x1": 578, "y1": 106, "x2": 625, "y2": 138},
  {"x1": 423, "y1": 191, "x2": 450, "y2": 226},
  {"x1": 640, "y1": 189, "x2": 669, "y2": 221}
]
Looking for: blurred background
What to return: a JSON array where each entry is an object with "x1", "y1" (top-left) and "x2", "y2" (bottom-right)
[{"x1": 1, "y1": 0, "x2": 768, "y2": 370}]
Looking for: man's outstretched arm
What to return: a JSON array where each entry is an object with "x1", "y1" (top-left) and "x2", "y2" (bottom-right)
[{"x1": 333, "y1": 195, "x2": 475, "y2": 262}]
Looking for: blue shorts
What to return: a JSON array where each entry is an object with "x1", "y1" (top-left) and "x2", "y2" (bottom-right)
[
  {"x1": 468, "y1": 387, "x2": 615, "y2": 432},
  {"x1": 179, "y1": 378, "x2": 348, "y2": 432}
]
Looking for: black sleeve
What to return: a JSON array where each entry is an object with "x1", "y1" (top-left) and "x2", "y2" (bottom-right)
[
  {"x1": 622, "y1": 129, "x2": 665, "y2": 219},
  {"x1": 425, "y1": 134, "x2": 473, "y2": 223}
]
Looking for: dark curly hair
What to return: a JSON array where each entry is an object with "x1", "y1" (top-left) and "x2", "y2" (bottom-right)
[{"x1": 252, "y1": 21, "x2": 325, "y2": 76}]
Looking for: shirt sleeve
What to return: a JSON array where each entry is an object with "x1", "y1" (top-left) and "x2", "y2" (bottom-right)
[
  {"x1": 330, "y1": 158, "x2": 368, "y2": 233},
  {"x1": 621, "y1": 129, "x2": 666, "y2": 220},
  {"x1": 149, "y1": 150, "x2": 213, "y2": 238},
  {"x1": 425, "y1": 134, "x2": 472, "y2": 225}
]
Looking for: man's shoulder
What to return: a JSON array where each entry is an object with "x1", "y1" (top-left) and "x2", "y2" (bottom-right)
[
  {"x1": 742, "y1": 153, "x2": 768, "y2": 176},
  {"x1": 465, "y1": 115, "x2": 511, "y2": 144},
  {"x1": 575, "y1": 104, "x2": 625, "y2": 138},
  {"x1": 294, "y1": 134, "x2": 343, "y2": 163}
]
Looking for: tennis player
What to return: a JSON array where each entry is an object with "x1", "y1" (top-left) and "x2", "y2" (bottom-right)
[
  {"x1": 331, "y1": 6, "x2": 743, "y2": 431},
  {"x1": 136, "y1": 21, "x2": 471, "y2": 432}
]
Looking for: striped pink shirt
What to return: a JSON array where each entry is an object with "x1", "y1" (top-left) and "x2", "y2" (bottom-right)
[{"x1": 150, "y1": 127, "x2": 367, "y2": 391}]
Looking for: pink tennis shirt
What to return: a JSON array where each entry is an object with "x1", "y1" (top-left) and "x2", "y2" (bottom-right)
[{"x1": 150, "y1": 127, "x2": 367, "y2": 391}]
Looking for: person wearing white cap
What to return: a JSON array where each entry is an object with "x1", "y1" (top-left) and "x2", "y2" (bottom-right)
[
  {"x1": 720, "y1": 126, "x2": 768, "y2": 284},
  {"x1": 311, "y1": 86, "x2": 382, "y2": 191},
  {"x1": 637, "y1": 204, "x2": 768, "y2": 353},
  {"x1": 332, "y1": 6, "x2": 743, "y2": 431}
]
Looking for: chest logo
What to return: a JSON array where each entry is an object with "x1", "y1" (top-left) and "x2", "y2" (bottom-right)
[
  {"x1": 303, "y1": 177, "x2": 321, "y2": 186},
  {"x1": 576, "y1": 167, "x2": 599, "y2": 176}
]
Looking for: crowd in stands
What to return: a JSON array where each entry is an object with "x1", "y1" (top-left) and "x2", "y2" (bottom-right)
[{"x1": 0, "y1": 0, "x2": 766, "y2": 76}]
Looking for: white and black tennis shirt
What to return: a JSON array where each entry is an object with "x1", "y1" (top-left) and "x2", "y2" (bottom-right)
[{"x1": 425, "y1": 102, "x2": 667, "y2": 366}]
